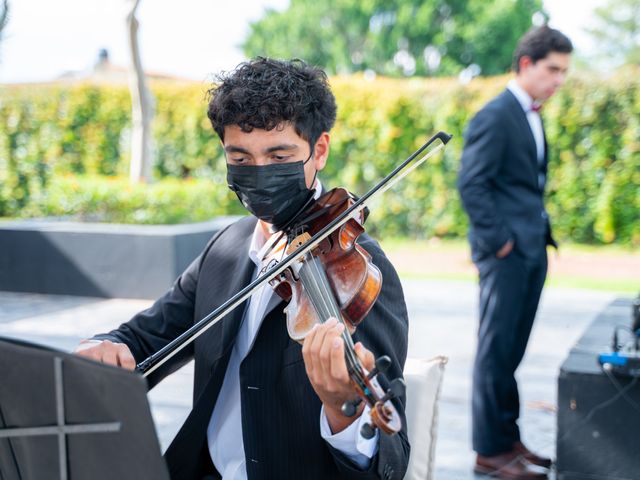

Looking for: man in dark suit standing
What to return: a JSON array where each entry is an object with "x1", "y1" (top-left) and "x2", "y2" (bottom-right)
[
  {"x1": 457, "y1": 26, "x2": 572, "y2": 480},
  {"x1": 76, "y1": 58, "x2": 409, "y2": 480}
]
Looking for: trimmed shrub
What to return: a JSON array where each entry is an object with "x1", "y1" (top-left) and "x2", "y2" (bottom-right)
[
  {"x1": 1, "y1": 72, "x2": 638, "y2": 245},
  {"x1": 19, "y1": 174, "x2": 244, "y2": 224}
]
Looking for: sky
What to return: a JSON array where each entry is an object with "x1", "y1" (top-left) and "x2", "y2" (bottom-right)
[{"x1": 0, "y1": 0, "x2": 606, "y2": 84}]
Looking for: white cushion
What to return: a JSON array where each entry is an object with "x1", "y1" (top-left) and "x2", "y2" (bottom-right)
[{"x1": 403, "y1": 356, "x2": 447, "y2": 480}]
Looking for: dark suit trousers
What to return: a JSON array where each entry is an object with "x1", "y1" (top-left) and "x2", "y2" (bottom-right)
[{"x1": 471, "y1": 249, "x2": 547, "y2": 456}]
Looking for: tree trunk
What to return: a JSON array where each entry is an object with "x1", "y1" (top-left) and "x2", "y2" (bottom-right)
[
  {"x1": 126, "y1": 0, "x2": 154, "y2": 183},
  {"x1": 0, "y1": 0, "x2": 9, "y2": 45}
]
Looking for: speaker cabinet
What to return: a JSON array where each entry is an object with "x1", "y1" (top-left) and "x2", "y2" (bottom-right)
[{"x1": 557, "y1": 298, "x2": 640, "y2": 480}]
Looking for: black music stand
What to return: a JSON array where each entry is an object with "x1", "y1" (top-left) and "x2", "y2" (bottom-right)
[{"x1": 0, "y1": 336, "x2": 170, "y2": 480}]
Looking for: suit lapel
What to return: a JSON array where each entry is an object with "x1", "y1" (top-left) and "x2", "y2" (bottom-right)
[
  {"x1": 200, "y1": 218, "x2": 257, "y2": 364},
  {"x1": 503, "y1": 89, "x2": 538, "y2": 164},
  {"x1": 221, "y1": 252, "x2": 256, "y2": 356},
  {"x1": 222, "y1": 234, "x2": 256, "y2": 358},
  {"x1": 502, "y1": 89, "x2": 543, "y2": 191}
]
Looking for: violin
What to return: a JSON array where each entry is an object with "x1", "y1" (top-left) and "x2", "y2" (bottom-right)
[
  {"x1": 266, "y1": 187, "x2": 401, "y2": 437},
  {"x1": 270, "y1": 187, "x2": 380, "y2": 339},
  {"x1": 136, "y1": 131, "x2": 453, "y2": 437}
]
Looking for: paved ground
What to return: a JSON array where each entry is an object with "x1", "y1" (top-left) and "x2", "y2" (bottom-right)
[{"x1": 0, "y1": 281, "x2": 624, "y2": 479}]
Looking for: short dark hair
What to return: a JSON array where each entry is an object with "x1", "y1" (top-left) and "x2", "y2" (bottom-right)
[
  {"x1": 207, "y1": 57, "x2": 337, "y2": 147},
  {"x1": 513, "y1": 25, "x2": 573, "y2": 72}
]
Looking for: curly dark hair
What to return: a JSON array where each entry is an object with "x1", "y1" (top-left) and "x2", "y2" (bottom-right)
[
  {"x1": 513, "y1": 25, "x2": 573, "y2": 73},
  {"x1": 207, "y1": 57, "x2": 337, "y2": 147}
]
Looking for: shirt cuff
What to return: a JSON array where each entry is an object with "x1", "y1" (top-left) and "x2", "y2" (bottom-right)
[{"x1": 320, "y1": 404, "x2": 379, "y2": 469}]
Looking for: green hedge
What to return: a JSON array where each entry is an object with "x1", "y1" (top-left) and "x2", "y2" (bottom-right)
[
  {"x1": 1, "y1": 73, "x2": 638, "y2": 245},
  {"x1": 18, "y1": 174, "x2": 245, "y2": 224}
]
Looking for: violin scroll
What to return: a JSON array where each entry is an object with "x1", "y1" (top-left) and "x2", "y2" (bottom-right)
[{"x1": 341, "y1": 355, "x2": 405, "y2": 437}]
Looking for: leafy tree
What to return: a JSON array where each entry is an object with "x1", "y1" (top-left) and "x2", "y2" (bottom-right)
[
  {"x1": 585, "y1": 0, "x2": 640, "y2": 67},
  {"x1": 242, "y1": 0, "x2": 543, "y2": 77}
]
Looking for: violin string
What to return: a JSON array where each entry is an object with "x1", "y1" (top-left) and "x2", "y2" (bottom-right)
[
  {"x1": 309, "y1": 256, "x2": 336, "y2": 320},
  {"x1": 301, "y1": 255, "x2": 360, "y2": 374},
  {"x1": 305, "y1": 255, "x2": 362, "y2": 377},
  {"x1": 307, "y1": 257, "x2": 340, "y2": 327},
  {"x1": 313, "y1": 258, "x2": 359, "y2": 359},
  {"x1": 296, "y1": 245, "x2": 386, "y2": 425},
  {"x1": 302, "y1": 255, "x2": 332, "y2": 322}
]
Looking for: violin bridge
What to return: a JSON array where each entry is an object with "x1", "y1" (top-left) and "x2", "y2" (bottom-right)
[{"x1": 286, "y1": 232, "x2": 312, "y2": 257}]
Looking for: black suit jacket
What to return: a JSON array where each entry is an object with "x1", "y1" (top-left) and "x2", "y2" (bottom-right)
[
  {"x1": 96, "y1": 216, "x2": 410, "y2": 480},
  {"x1": 457, "y1": 89, "x2": 556, "y2": 262}
]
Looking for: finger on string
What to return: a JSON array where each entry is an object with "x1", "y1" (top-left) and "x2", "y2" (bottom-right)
[
  {"x1": 302, "y1": 323, "x2": 320, "y2": 376},
  {"x1": 329, "y1": 327, "x2": 349, "y2": 383},
  {"x1": 303, "y1": 319, "x2": 336, "y2": 376},
  {"x1": 354, "y1": 342, "x2": 375, "y2": 371},
  {"x1": 315, "y1": 319, "x2": 344, "y2": 381}
]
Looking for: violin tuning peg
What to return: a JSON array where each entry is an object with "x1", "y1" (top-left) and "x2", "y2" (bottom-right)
[
  {"x1": 375, "y1": 355, "x2": 392, "y2": 373},
  {"x1": 389, "y1": 377, "x2": 406, "y2": 398},
  {"x1": 379, "y1": 378, "x2": 407, "y2": 404},
  {"x1": 360, "y1": 422, "x2": 376, "y2": 439},
  {"x1": 367, "y1": 355, "x2": 392, "y2": 379},
  {"x1": 341, "y1": 397, "x2": 363, "y2": 417}
]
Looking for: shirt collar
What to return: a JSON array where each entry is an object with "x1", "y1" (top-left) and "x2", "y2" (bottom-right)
[
  {"x1": 248, "y1": 179, "x2": 323, "y2": 267},
  {"x1": 507, "y1": 79, "x2": 537, "y2": 113}
]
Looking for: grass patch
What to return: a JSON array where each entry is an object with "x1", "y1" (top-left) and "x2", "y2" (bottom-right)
[
  {"x1": 546, "y1": 276, "x2": 640, "y2": 294},
  {"x1": 381, "y1": 238, "x2": 640, "y2": 294},
  {"x1": 380, "y1": 237, "x2": 469, "y2": 252},
  {"x1": 381, "y1": 237, "x2": 640, "y2": 255}
]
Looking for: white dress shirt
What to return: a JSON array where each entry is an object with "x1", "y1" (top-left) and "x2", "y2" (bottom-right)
[
  {"x1": 507, "y1": 79, "x2": 546, "y2": 190},
  {"x1": 206, "y1": 180, "x2": 378, "y2": 479}
]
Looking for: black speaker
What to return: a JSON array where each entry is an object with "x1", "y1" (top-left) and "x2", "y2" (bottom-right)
[
  {"x1": 557, "y1": 298, "x2": 640, "y2": 480},
  {"x1": 631, "y1": 294, "x2": 640, "y2": 333}
]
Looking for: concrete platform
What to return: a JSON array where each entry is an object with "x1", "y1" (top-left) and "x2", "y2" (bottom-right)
[
  {"x1": 0, "y1": 217, "x2": 236, "y2": 298},
  {"x1": 0, "y1": 281, "x2": 621, "y2": 479}
]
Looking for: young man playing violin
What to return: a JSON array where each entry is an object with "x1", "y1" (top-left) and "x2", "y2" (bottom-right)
[{"x1": 76, "y1": 57, "x2": 409, "y2": 480}]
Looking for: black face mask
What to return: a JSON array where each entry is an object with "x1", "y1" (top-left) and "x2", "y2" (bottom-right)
[{"x1": 227, "y1": 157, "x2": 316, "y2": 230}]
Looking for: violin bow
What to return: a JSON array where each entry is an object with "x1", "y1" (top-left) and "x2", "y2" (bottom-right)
[{"x1": 137, "y1": 131, "x2": 452, "y2": 377}]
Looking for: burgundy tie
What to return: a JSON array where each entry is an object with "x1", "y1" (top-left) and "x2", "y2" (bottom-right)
[{"x1": 531, "y1": 102, "x2": 542, "y2": 113}]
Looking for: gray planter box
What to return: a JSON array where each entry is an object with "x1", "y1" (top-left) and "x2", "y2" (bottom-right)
[{"x1": 0, "y1": 217, "x2": 239, "y2": 299}]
